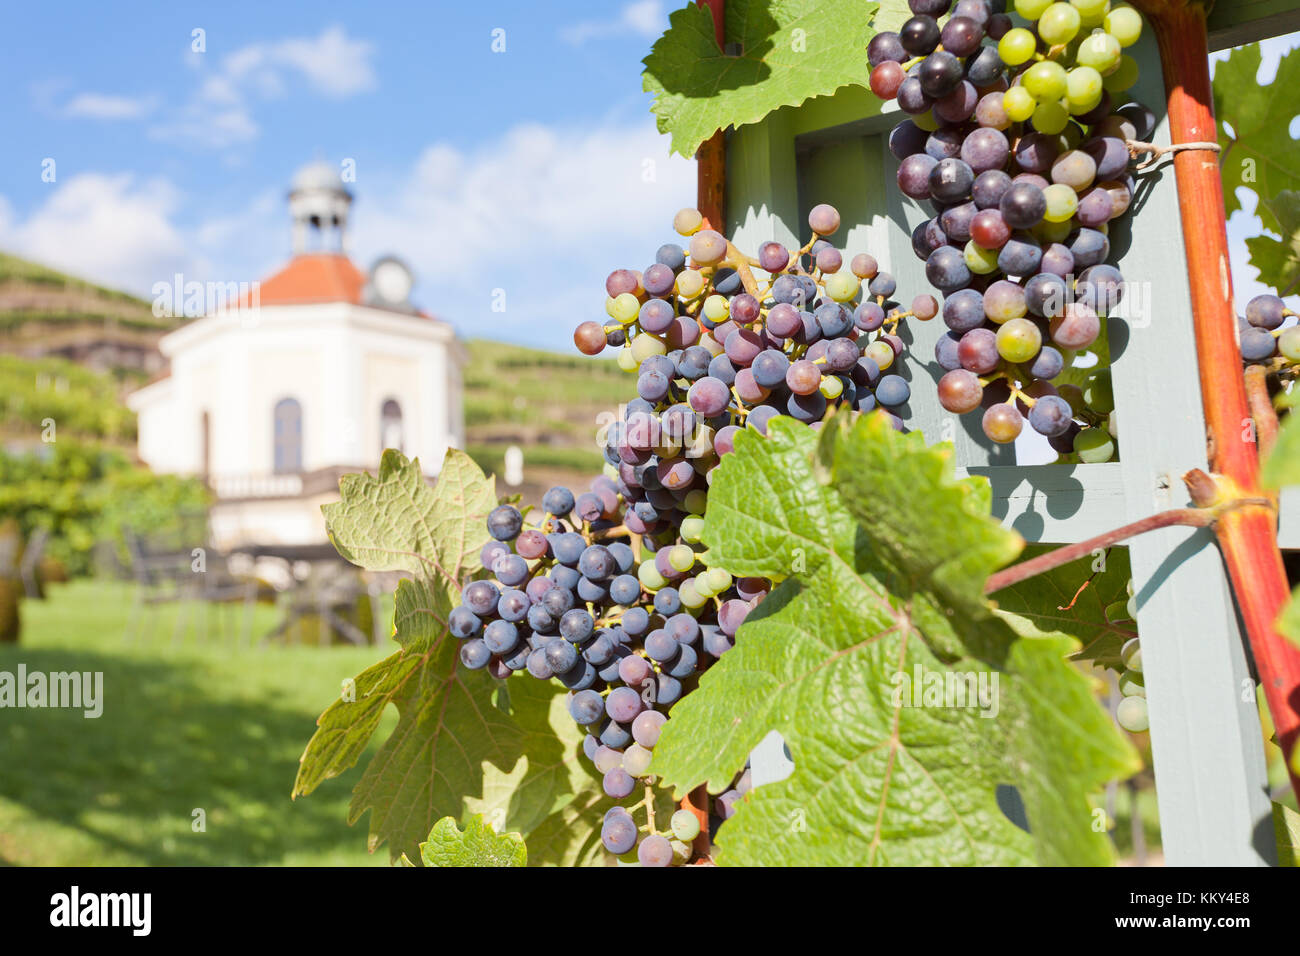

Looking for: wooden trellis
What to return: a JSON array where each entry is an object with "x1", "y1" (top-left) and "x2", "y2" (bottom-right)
[{"x1": 722, "y1": 7, "x2": 1300, "y2": 865}]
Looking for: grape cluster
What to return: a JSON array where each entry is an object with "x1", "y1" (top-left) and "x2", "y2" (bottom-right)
[
  {"x1": 452, "y1": 203, "x2": 931, "y2": 864},
  {"x1": 1104, "y1": 579, "x2": 1147, "y2": 732},
  {"x1": 574, "y1": 205, "x2": 936, "y2": 432},
  {"x1": 1240, "y1": 293, "x2": 1300, "y2": 370},
  {"x1": 870, "y1": 0, "x2": 1147, "y2": 459},
  {"x1": 451, "y1": 484, "x2": 764, "y2": 865}
]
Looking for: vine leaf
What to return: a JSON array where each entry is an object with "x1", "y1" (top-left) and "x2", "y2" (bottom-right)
[
  {"x1": 1274, "y1": 802, "x2": 1300, "y2": 867},
  {"x1": 1261, "y1": 395, "x2": 1300, "y2": 491},
  {"x1": 294, "y1": 450, "x2": 592, "y2": 862},
  {"x1": 642, "y1": 0, "x2": 908, "y2": 158},
  {"x1": 416, "y1": 815, "x2": 527, "y2": 867},
  {"x1": 651, "y1": 413, "x2": 1138, "y2": 866},
  {"x1": 1213, "y1": 44, "x2": 1300, "y2": 234},
  {"x1": 1244, "y1": 190, "x2": 1300, "y2": 295},
  {"x1": 994, "y1": 545, "x2": 1134, "y2": 671}
]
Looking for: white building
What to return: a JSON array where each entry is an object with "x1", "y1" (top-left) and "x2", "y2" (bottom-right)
[{"x1": 128, "y1": 162, "x2": 465, "y2": 550}]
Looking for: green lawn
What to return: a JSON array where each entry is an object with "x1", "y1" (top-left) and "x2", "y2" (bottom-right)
[{"x1": 0, "y1": 579, "x2": 398, "y2": 866}]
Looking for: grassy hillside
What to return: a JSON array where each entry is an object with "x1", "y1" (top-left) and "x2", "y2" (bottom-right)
[{"x1": 463, "y1": 338, "x2": 626, "y2": 502}]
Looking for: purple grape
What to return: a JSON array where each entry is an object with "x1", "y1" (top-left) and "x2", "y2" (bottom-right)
[
  {"x1": 1013, "y1": 133, "x2": 1059, "y2": 174},
  {"x1": 900, "y1": 15, "x2": 942, "y2": 55},
  {"x1": 868, "y1": 31, "x2": 907, "y2": 66},
  {"x1": 941, "y1": 201, "x2": 978, "y2": 243},
  {"x1": 890, "y1": 120, "x2": 930, "y2": 160},
  {"x1": 972, "y1": 169, "x2": 1013, "y2": 209},
  {"x1": 897, "y1": 76, "x2": 933, "y2": 114},
  {"x1": 934, "y1": 80, "x2": 979, "y2": 124},
  {"x1": 926, "y1": 245, "x2": 972, "y2": 292},
  {"x1": 1039, "y1": 243, "x2": 1075, "y2": 278},
  {"x1": 943, "y1": 288, "x2": 986, "y2": 332},
  {"x1": 926, "y1": 127, "x2": 966, "y2": 161},
  {"x1": 940, "y1": 15, "x2": 984, "y2": 56},
  {"x1": 606, "y1": 686, "x2": 644, "y2": 723},
  {"x1": 1000, "y1": 182, "x2": 1047, "y2": 229},
  {"x1": 961, "y1": 128, "x2": 1010, "y2": 174},
  {"x1": 1028, "y1": 395, "x2": 1074, "y2": 437},
  {"x1": 958, "y1": 327, "x2": 1000, "y2": 373},
  {"x1": 899, "y1": 153, "x2": 939, "y2": 199},
  {"x1": 929, "y1": 157, "x2": 975, "y2": 203},
  {"x1": 997, "y1": 234, "x2": 1042, "y2": 276},
  {"x1": 1068, "y1": 227, "x2": 1110, "y2": 269}
]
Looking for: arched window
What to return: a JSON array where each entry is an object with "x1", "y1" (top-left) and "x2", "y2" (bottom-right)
[
  {"x1": 273, "y1": 398, "x2": 303, "y2": 474},
  {"x1": 381, "y1": 399, "x2": 403, "y2": 455}
]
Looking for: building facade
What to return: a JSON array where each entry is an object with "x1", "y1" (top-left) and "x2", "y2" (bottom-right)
[{"x1": 127, "y1": 162, "x2": 464, "y2": 549}]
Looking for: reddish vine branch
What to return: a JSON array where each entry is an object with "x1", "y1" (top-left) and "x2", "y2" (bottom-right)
[
  {"x1": 985, "y1": 508, "x2": 1214, "y2": 594},
  {"x1": 1142, "y1": 0, "x2": 1300, "y2": 797}
]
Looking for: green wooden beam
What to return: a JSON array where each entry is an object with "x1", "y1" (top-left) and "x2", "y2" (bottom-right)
[{"x1": 1207, "y1": 0, "x2": 1300, "y2": 50}]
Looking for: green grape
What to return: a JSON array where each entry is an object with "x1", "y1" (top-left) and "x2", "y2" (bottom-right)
[
  {"x1": 1043, "y1": 183, "x2": 1079, "y2": 222},
  {"x1": 683, "y1": 488, "x2": 708, "y2": 514},
  {"x1": 1024, "y1": 61, "x2": 1068, "y2": 101},
  {"x1": 1084, "y1": 369, "x2": 1115, "y2": 413},
  {"x1": 703, "y1": 567, "x2": 732, "y2": 594},
  {"x1": 1102, "y1": 54, "x2": 1139, "y2": 91},
  {"x1": 1126, "y1": 593, "x2": 1137, "y2": 619},
  {"x1": 1118, "y1": 670, "x2": 1146, "y2": 699},
  {"x1": 1105, "y1": 599, "x2": 1132, "y2": 623},
  {"x1": 623, "y1": 743, "x2": 654, "y2": 777},
  {"x1": 675, "y1": 268, "x2": 706, "y2": 299},
  {"x1": 670, "y1": 808, "x2": 702, "y2": 842},
  {"x1": 824, "y1": 271, "x2": 860, "y2": 302},
  {"x1": 1066, "y1": 66, "x2": 1104, "y2": 114},
  {"x1": 1032, "y1": 99, "x2": 1070, "y2": 135},
  {"x1": 1033, "y1": 218, "x2": 1074, "y2": 243},
  {"x1": 998, "y1": 28, "x2": 1039, "y2": 66},
  {"x1": 1278, "y1": 326, "x2": 1300, "y2": 362},
  {"x1": 1120, "y1": 637, "x2": 1142, "y2": 672},
  {"x1": 611, "y1": 292, "x2": 640, "y2": 324},
  {"x1": 617, "y1": 349, "x2": 638, "y2": 372},
  {"x1": 912, "y1": 111, "x2": 940, "y2": 132},
  {"x1": 1116, "y1": 695, "x2": 1149, "y2": 732},
  {"x1": 1039, "y1": 2, "x2": 1083, "y2": 45},
  {"x1": 673, "y1": 207, "x2": 704, "y2": 236},
  {"x1": 679, "y1": 577, "x2": 708, "y2": 609},
  {"x1": 693, "y1": 573, "x2": 718, "y2": 599},
  {"x1": 631, "y1": 332, "x2": 667, "y2": 362},
  {"x1": 1072, "y1": 0, "x2": 1110, "y2": 26},
  {"x1": 865, "y1": 340, "x2": 894, "y2": 370},
  {"x1": 680, "y1": 515, "x2": 705, "y2": 542},
  {"x1": 702, "y1": 294, "x2": 729, "y2": 321},
  {"x1": 1015, "y1": 0, "x2": 1053, "y2": 17},
  {"x1": 638, "y1": 559, "x2": 666, "y2": 590},
  {"x1": 1077, "y1": 30, "x2": 1122, "y2": 74},
  {"x1": 820, "y1": 375, "x2": 844, "y2": 399},
  {"x1": 1126, "y1": 577, "x2": 1134, "y2": 597},
  {"x1": 1003, "y1": 85, "x2": 1038, "y2": 122},
  {"x1": 1104, "y1": 4, "x2": 1143, "y2": 46},
  {"x1": 965, "y1": 240, "x2": 1001, "y2": 275},
  {"x1": 1074, "y1": 426, "x2": 1115, "y2": 462},
  {"x1": 996, "y1": 318, "x2": 1043, "y2": 362},
  {"x1": 668, "y1": 544, "x2": 696, "y2": 573}
]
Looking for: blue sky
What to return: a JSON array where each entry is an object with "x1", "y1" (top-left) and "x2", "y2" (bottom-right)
[{"x1": 0, "y1": 2, "x2": 1294, "y2": 353}]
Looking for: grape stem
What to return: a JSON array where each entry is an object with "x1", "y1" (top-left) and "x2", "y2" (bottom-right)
[
  {"x1": 1125, "y1": 137, "x2": 1221, "y2": 171},
  {"x1": 983, "y1": 492, "x2": 1272, "y2": 595}
]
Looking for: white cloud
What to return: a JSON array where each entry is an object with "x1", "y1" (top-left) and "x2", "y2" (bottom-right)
[
  {"x1": 64, "y1": 93, "x2": 158, "y2": 120},
  {"x1": 151, "y1": 25, "x2": 376, "y2": 151},
  {"x1": 350, "y1": 118, "x2": 694, "y2": 347},
  {"x1": 561, "y1": 0, "x2": 666, "y2": 46},
  {"x1": 0, "y1": 174, "x2": 189, "y2": 294}
]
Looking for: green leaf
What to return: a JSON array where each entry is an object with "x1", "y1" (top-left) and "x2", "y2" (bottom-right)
[
  {"x1": 993, "y1": 545, "x2": 1135, "y2": 671},
  {"x1": 652, "y1": 413, "x2": 1139, "y2": 866},
  {"x1": 295, "y1": 449, "x2": 592, "y2": 862},
  {"x1": 1244, "y1": 190, "x2": 1300, "y2": 294},
  {"x1": 1213, "y1": 44, "x2": 1300, "y2": 233},
  {"x1": 419, "y1": 814, "x2": 527, "y2": 867},
  {"x1": 1273, "y1": 801, "x2": 1300, "y2": 867},
  {"x1": 1279, "y1": 585, "x2": 1300, "y2": 651},
  {"x1": 322, "y1": 447, "x2": 497, "y2": 607},
  {"x1": 1262, "y1": 408, "x2": 1300, "y2": 490},
  {"x1": 642, "y1": 0, "x2": 909, "y2": 158}
]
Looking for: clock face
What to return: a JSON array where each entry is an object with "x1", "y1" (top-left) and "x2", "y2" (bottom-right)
[{"x1": 372, "y1": 258, "x2": 413, "y2": 304}]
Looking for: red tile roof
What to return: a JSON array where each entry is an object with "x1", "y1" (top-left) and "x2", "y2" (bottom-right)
[{"x1": 247, "y1": 253, "x2": 367, "y2": 306}]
